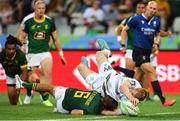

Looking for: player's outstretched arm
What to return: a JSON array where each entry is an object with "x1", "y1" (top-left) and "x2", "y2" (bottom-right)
[
  {"x1": 70, "y1": 109, "x2": 84, "y2": 115},
  {"x1": 120, "y1": 80, "x2": 139, "y2": 106},
  {"x1": 120, "y1": 25, "x2": 129, "y2": 53},
  {"x1": 51, "y1": 31, "x2": 67, "y2": 64},
  {"x1": 101, "y1": 109, "x2": 121, "y2": 115}
]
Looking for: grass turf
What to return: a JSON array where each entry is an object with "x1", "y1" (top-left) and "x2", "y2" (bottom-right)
[{"x1": 0, "y1": 93, "x2": 179, "y2": 120}]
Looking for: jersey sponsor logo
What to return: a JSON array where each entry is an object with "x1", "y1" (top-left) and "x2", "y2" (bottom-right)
[
  {"x1": 141, "y1": 27, "x2": 155, "y2": 35},
  {"x1": 31, "y1": 25, "x2": 35, "y2": 29},
  {"x1": 153, "y1": 21, "x2": 157, "y2": 27},
  {"x1": 34, "y1": 31, "x2": 45, "y2": 40},
  {"x1": 141, "y1": 20, "x2": 145, "y2": 24},
  {"x1": 45, "y1": 24, "x2": 48, "y2": 29}
]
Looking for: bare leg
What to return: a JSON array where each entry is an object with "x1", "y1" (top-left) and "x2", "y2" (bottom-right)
[
  {"x1": 22, "y1": 82, "x2": 55, "y2": 97},
  {"x1": 134, "y1": 67, "x2": 144, "y2": 82},
  {"x1": 125, "y1": 58, "x2": 135, "y2": 70},
  {"x1": 96, "y1": 51, "x2": 109, "y2": 67},
  {"x1": 40, "y1": 57, "x2": 52, "y2": 84},
  {"x1": 77, "y1": 64, "x2": 96, "y2": 79},
  {"x1": 7, "y1": 86, "x2": 20, "y2": 105}
]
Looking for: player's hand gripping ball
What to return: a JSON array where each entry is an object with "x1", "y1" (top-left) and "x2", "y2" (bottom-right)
[{"x1": 120, "y1": 100, "x2": 140, "y2": 116}]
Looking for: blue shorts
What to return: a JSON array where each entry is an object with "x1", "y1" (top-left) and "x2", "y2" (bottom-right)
[{"x1": 132, "y1": 47, "x2": 151, "y2": 67}]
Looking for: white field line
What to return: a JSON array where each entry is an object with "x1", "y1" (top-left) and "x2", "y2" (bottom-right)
[
  {"x1": 142, "y1": 112, "x2": 180, "y2": 116},
  {"x1": 37, "y1": 112, "x2": 180, "y2": 121}
]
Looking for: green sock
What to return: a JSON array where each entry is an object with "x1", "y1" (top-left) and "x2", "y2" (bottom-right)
[
  {"x1": 22, "y1": 83, "x2": 33, "y2": 90},
  {"x1": 22, "y1": 83, "x2": 37, "y2": 91},
  {"x1": 26, "y1": 88, "x2": 32, "y2": 96}
]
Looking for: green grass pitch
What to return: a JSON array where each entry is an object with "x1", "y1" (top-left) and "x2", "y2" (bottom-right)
[{"x1": 0, "y1": 93, "x2": 179, "y2": 120}]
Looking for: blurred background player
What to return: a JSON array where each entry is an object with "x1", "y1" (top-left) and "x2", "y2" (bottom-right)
[
  {"x1": 0, "y1": 35, "x2": 28, "y2": 105},
  {"x1": 121, "y1": 1, "x2": 176, "y2": 106},
  {"x1": 17, "y1": 0, "x2": 67, "y2": 106}
]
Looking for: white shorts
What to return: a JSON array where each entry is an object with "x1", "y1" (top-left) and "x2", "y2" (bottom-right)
[
  {"x1": 86, "y1": 73, "x2": 104, "y2": 93},
  {"x1": 54, "y1": 87, "x2": 69, "y2": 114},
  {"x1": 125, "y1": 49, "x2": 133, "y2": 59},
  {"x1": 6, "y1": 76, "x2": 16, "y2": 85},
  {"x1": 150, "y1": 54, "x2": 157, "y2": 67},
  {"x1": 26, "y1": 52, "x2": 52, "y2": 69}
]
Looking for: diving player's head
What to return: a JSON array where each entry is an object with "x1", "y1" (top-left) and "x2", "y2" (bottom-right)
[
  {"x1": 145, "y1": 1, "x2": 158, "y2": 19},
  {"x1": 130, "y1": 88, "x2": 148, "y2": 101},
  {"x1": 33, "y1": 0, "x2": 46, "y2": 18},
  {"x1": 100, "y1": 95, "x2": 118, "y2": 111},
  {"x1": 5, "y1": 35, "x2": 18, "y2": 59}
]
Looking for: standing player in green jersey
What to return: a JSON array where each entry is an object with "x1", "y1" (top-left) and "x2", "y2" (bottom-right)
[
  {"x1": 0, "y1": 35, "x2": 28, "y2": 105},
  {"x1": 16, "y1": 77, "x2": 120, "y2": 115},
  {"x1": 17, "y1": 0, "x2": 66, "y2": 106}
]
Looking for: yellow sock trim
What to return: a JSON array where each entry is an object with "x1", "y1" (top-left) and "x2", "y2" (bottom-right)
[{"x1": 32, "y1": 83, "x2": 37, "y2": 90}]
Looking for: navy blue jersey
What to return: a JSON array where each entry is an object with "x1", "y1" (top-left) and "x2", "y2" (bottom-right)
[{"x1": 127, "y1": 14, "x2": 160, "y2": 49}]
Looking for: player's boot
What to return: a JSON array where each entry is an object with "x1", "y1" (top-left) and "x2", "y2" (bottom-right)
[
  {"x1": 18, "y1": 96, "x2": 23, "y2": 105},
  {"x1": 40, "y1": 95, "x2": 53, "y2": 107},
  {"x1": 81, "y1": 56, "x2": 89, "y2": 68},
  {"x1": 97, "y1": 39, "x2": 112, "y2": 57},
  {"x1": 15, "y1": 75, "x2": 24, "y2": 89},
  {"x1": 42, "y1": 100, "x2": 53, "y2": 107},
  {"x1": 24, "y1": 95, "x2": 32, "y2": 104},
  {"x1": 162, "y1": 99, "x2": 176, "y2": 106}
]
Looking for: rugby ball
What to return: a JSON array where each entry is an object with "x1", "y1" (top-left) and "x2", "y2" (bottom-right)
[{"x1": 120, "y1": 100, "x2": 140, "y2": 116}]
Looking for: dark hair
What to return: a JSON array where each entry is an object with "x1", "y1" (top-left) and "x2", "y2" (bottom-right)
[
  {"x1": 5, "y1": 35, "x2": 22, "y2": 48},
  {"x1": 101, "y1": 95, "x2": 118, "y2": 111},
  {"x1": 137, "y1": 0, "x2": 148, "y2": 6},
  {"x1": 5, "y1": 35, "x2": 17, "y2": 48}
]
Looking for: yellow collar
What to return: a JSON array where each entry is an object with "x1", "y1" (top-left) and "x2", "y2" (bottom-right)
[{"x1": 34, "y1": 15, "x2": 45, "y2": 23}]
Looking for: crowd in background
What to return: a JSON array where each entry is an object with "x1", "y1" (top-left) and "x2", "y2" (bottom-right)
[{"x1": 0, "y1": 0, "x2": 180, "y2": 35}]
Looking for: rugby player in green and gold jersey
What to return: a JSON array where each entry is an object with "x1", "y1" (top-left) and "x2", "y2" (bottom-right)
[
  {"x1": 17, "y1": 0, "x2": 66, "y2": 106},
  {"x1": 0, "y1": 35, "x2": 28, "y2": 105},
  {"x1": 16, "y1": 78, "x2": 120, "y2": 115}
]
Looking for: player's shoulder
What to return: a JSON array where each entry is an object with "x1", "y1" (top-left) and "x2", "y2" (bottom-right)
[
  {"x1": 0, "y1": 50, "x2": 5, "y2": 60},
  {"x1": 16, "y1": 49, "x2": 26, "y2": 58},
  {"x1": 153, "y1": 16, "x2": 160, "y2": 21},
  {"x1": 44, "y1": 14, "x2": 52, "y2": 20},
  {"x1": 23, "y1": 13, "x2": 35, "y2": 23},
  {"x1": 130, "y1": 14, "x2": 142, "y2": 21},
  {"x1": 45, "y1": 15, "x2": 54, "y2": 23}
]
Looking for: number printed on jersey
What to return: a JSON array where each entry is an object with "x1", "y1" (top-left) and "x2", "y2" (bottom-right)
[
  {"x1": 73, "y1": 91, "x2": 91, "y2": 99},
  {"x1": 104, "y1": 64, "x2": 113, "y2": 72}
]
